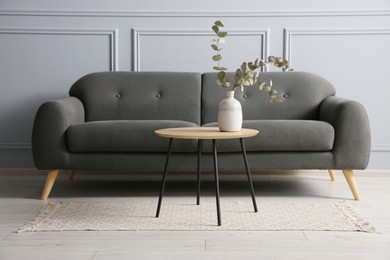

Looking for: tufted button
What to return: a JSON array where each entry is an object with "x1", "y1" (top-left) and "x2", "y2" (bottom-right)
[
  {"x1": 243, "y1": 94, "x2": 248, "y2": 99},
  {"x1": 283, "y1": 93, "x2": 289, "y2": 98},
  {"x1": 115, "y1": 93, "x2": 121, "y2": 99},
  {"x1": 155, "y1": 93, "x2": 161, "y2": 99}
]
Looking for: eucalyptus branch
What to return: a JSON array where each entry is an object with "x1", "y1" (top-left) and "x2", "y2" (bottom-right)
[
  {"x1": 211, "y1": 20, "x2": 293, "y2": 104},
  {"x1": 211, "y1": 21, "x2": 230, "y2": 88}
]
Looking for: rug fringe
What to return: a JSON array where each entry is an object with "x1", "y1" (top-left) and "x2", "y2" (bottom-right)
[
  {"x1": 335, "y1": 201, "x2": 379, "y2": 233},
  {"x1": 17, "y1": 202, "x2": 61, "y2": 233}
]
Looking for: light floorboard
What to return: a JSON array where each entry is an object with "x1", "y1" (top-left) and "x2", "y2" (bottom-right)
[
  {"x1": 205, "y1": 238, "x2": 390, "y2": 253},
  {"x1": 3, "y1": 230, "x2": 306, "y2": 241},
  {"x1": 0, "y1": 170, "x2": 390, "y2": 260},
  {"x1": 92, "y1": 251, "x2": 390, "y2": 260},
  {"x1": 0, "y1": 251, "x2": 96, "y2": 260},
  {"x1": 0, "y1": 239, "x2": 206, "y2": 252}
]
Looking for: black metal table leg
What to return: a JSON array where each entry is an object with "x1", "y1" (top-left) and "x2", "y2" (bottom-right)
[
  {"x1": 156, "y1": 138, "x2": 173, "y2": 218},
  {"x1": 197, "y1": 140, "x2": 202, "y2": 205},
  {"x1": 212, "y1": 139, "x2": 222, "y2": 226},
  {"x1": 239, "y1": 138, "x2": 258, "y2": 213}
]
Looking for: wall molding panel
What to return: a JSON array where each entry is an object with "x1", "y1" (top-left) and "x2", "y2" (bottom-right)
[
  {"x1": 283, "y1": 28, "x2": 390, "y2": 63},
  {"x1": 0, "y1": 27, "x2": 119, "y2": 153},
  {"x1": 0, "y1": 27, "x2": 119, "y2": 71},
  {"x1": 283, "y1": 27, "x2": 390, "y2": 158},
  {"x1": 132, "y1": 29, "x2": 269, "y2": 71},
  {"x1": 371, "y1": 146, "x2": 390, "y2": 152}
]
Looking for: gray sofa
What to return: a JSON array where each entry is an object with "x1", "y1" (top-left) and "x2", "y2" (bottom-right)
[{"x1": 32, "y1": 71, "x2": 371, "y2": 200}]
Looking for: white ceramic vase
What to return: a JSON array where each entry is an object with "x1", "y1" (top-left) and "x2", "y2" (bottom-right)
[{"x1": 218, "y1": 90, "x2": 243, "y2": 132}]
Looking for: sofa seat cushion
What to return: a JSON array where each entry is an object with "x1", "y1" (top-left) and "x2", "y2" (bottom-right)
[
  {"x1": 202, "y1": 120, "x2": 335, "y2": 152},
  {"x1": 66, "y1": 120, "x2": 199, "y2": 152}
]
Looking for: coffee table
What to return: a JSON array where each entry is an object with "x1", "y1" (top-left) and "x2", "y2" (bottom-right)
[{"x1": 155, "y1": 127, "x2": 259, "y2": 226}]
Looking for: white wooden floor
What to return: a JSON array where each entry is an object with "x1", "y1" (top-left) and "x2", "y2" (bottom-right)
[{"x1": 0, "y1": 169, "x2": 390, "y2": 260}]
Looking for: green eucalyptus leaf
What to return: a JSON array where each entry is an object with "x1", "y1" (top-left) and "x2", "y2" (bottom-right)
[
  {"x1": 222, "y1": 80, "x2": 231, "y2": 88},
  {"x1": 217, "y1": 31, "x2": 227, "y2": 38},
  {"x1": 212, "y1": 54, "x2": 222, "y2": 61},
  {"x1": 218, "y1": 71, "x2": 226, "y2": 81},
  {"x1": 211, "y1": 44, "x2": 219, "y2": 51},
  {"x1": 235, "y1": 69, "x2": 243, "y2": 81},
  {"x1": 276, "y1": 57, "x2": 283, "y2": 63},
  {"x1": 259, "y1": 81, "x2": 266, "y2": 90},
  {"x1": 213, "y1": 66, "x2": 228, "y2": 71},
  {"x1": 267, "y1": 56, "x2": 276, "y2": 62},
  {"x1": 241, "y1": 62, "x2": 247, "y2": 72},
  {"x1": 214, "y1": 21, "x2": 224, "y2": 27}
]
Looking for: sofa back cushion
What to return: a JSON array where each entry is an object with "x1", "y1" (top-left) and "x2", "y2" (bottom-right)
[
  {"x1": 69, "y1": 72, "x2": 202, "y2": 124},
  {"x1": 201, "y1": 72, "x2": 336, "y2": 124}
]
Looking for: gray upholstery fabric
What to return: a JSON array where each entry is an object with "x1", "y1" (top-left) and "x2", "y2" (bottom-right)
[
  {"x1": 204, "y1": 152, "x2": 334, "y2": 171},
  {"x1": 69, "y1": 153, "x2": 199, "y2": 171},
  {"x1": 319, "y1": 96, "x2": 371, "y2": 169},
  {"x1": 69, "y1": 72, "x2": 202, "y2": 124},
  {"x1": 201, "y1": 72, "x2": 336, "y2": 124},
  {"x1": 66, "y1": 120, "x2": 198, "y2": 152},
  {"x1": 32, "y1": 97, "x2": 85, "y2": 169},
  {"x1": 31, "y1": 71, "x2": 371, "y2": 172},
  {"x1": 202, "y1": 120, "x2": 335, "y2": 152},
  {"x1": 67, "y1": 152, "x2": 333, "y2": 171}
]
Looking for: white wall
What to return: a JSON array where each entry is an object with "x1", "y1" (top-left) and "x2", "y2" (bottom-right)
[{"x1": 0, "y1": 0, "x2": 389, "y2": 168}]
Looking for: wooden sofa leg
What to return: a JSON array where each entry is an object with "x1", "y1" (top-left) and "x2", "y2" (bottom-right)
[
  {"x1": 68, "y1": 170, "x2": 76, "y2": 182},
  {"x1": 328, "y1": 169, "x2": 336, "y2": 181},
  {"x1": 342, "y1": 170, "x2": 361, "y2": 201},
  {"x1": 41, "y1": 170, "x2": 60, "y2": 200}
]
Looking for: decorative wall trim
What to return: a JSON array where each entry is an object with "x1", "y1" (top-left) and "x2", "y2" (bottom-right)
[
  {"x1": 0, "y1": 27, "x2": 119, "y2": 153},
  {"x1": 1, "y1": 9, "x2": 390, "y2": 18},
  {"x1": 283, "y1": 28, "x2": 390, "y2": 154},
  {"x1": 283, "y1": 28, "x2": 390, "y2": 63},
  {"x1": 132, "y1": 29, "x2": 269, "y2": 71},
  {"x1": 371, "y1": 146, "x2": 390, "y2": 152},
  {"x1": 0, "y1": 27, "x2": 119, "y2": 71}
]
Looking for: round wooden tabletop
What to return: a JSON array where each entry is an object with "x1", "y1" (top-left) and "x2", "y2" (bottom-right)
[{"x1": 155, "y1": 127, "x2": 259, "y2": 140}]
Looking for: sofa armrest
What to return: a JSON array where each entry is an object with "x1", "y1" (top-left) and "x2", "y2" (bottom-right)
[
  {"x1": 32, "y1": 97, "x2": 85, "y2": 169},
  {"x1": 319, "y1": 96, "x2": 371, "y2": 169}
]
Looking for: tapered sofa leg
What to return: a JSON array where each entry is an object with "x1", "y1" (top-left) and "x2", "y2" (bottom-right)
[
  {"x1": 68, "y1": 170, "x2": 76, "y2": 182},
  {"x1": 41, "y1": 169, "x2": 60, "y2": 200},
  {"x1": 328, "y1": 169, "x2": 336, "y2": 181},
  {"x1": 342, "y1": 170, "x2": 361, "y2": 201}
]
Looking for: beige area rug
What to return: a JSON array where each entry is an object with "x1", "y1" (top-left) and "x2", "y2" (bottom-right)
[{"x1": 18, "y1": 201, "x2": 377, "y2": 233}]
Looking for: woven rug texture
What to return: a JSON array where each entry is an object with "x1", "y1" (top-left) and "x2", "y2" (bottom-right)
[{"x1": 18, "y1": 201, "x2": 377, "y2": 232}]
